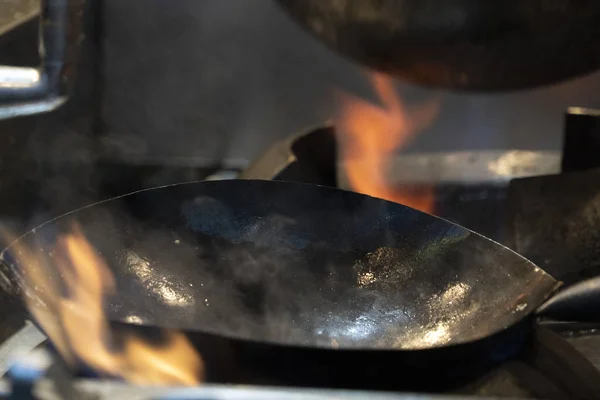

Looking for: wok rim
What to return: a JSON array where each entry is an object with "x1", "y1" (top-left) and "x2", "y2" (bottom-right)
[{"x1": 0, "y1": 179, "x2": 561, "y2": 351}]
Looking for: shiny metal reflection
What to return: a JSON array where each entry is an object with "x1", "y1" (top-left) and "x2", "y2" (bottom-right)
[
  {"x1": 0, "y1": 67, "x2": 41, "y2": 89},
  {"x1": 124, "y1": 250, "x2": 195, "y2": 308}
]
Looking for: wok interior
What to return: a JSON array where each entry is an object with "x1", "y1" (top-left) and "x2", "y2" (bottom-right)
[{"x1": 11, "y1": 180, "x2": 557, "y2": 350}]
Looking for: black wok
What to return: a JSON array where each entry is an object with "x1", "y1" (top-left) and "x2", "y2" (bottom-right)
[
  {"x1": 0, "y1": 180, "x2": 598, "y2": 390},
  {"x1": 276, "y1": 0, "x2": 600, "y2": 91}
]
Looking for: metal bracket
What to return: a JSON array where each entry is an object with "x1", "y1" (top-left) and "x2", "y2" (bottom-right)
[{"x1": 0, "y1": 0, "x2": 84, "y2": 120}]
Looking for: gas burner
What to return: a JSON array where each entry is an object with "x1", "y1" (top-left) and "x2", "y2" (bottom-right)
[
  {"x1": 0, "y1": 346, "x2": 481, "y2": 400},
  {"x1": 0, "y1": 381, "x2": 497, "y2": 400},
  {"x1": 0, "y1": 376, "x2": 521, "y2": 400},
  {"x1": 0, "y1": 324, "x2": 598, "y2": 399}
]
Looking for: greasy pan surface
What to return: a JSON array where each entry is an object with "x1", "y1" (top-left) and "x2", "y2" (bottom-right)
[{"x1": 0, "y1": 180, "x2": 558, "y2": 350}]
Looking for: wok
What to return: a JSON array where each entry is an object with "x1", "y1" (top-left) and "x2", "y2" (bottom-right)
[
  {"x1": 276, "y1": 0, "x2": 600, "y2": 91},
  {"x1": 1, "y1": 180, "x2": 599, "y2": 390}
]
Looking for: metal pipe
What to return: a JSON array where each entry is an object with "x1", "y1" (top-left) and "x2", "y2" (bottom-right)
[{"x1": 0, "y1": 0, "x2": 84, "y2": 120}]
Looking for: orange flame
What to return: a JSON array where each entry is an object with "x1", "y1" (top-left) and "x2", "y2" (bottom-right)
[
  {"x1": 337, "y1": 73, "x2": 440, "y2": 213},
  {"x1": 5, "y1": 224, "x2": 204, "y2": 385}
]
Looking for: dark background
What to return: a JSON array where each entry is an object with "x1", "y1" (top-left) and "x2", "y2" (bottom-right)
[
  {"x1": 1, "y1": 0, "x2": 600, "y2": 231},
  {"x1": 99, "y1": 0, "x2": 600, "y2": 162}
]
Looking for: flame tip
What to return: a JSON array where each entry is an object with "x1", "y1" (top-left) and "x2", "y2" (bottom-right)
[
  {"x1": 337, "y1": 73, "x2": 439, "y2": 214},
  {"x1": 12, "y1": 226, "x2": 204, "y2": 386}
]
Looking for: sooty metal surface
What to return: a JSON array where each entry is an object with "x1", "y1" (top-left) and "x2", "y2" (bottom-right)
[
  {"x1": 0, "y1": 180, "x2": 558, "y2": 350},
  {"x1": 506, "y1": 169, "x2": 600, "y2": 287}
]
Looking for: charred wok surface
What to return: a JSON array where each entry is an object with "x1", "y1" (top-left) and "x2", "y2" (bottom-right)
[{"x1": 1, "y1": 180, "x2": 557, "y2": 350}]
